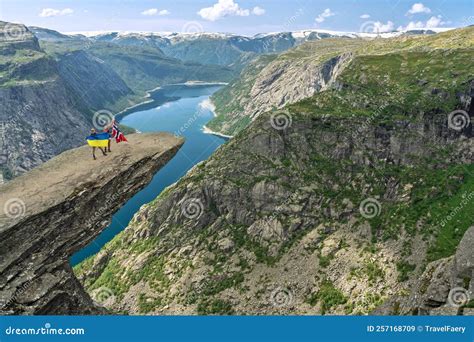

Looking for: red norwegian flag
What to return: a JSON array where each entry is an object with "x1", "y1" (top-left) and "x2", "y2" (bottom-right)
[{"x1": 112, "y1": 120, "x2": 128, "y2": 143}]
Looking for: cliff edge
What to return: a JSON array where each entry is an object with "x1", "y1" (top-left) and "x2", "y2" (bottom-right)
[{"x1": 0, "y1": 133, "x2": 184, "y2": 314}]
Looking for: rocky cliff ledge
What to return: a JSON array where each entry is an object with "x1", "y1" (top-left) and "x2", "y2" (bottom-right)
[{"x1": 0, "y1": 133, "x2": 184, "y2": 314}]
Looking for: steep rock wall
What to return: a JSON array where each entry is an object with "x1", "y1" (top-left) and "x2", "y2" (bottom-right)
[{"x1": 0, "y1": 133, "x2": 184, "y2": 314}]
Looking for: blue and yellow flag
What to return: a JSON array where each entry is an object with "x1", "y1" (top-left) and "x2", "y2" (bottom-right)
[{"x1": 86, "y1": 132, "x2": 110, "y2": 148}]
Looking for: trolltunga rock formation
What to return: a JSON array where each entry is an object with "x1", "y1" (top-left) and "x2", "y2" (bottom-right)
[{"x1": 0, "y1": 133, "x2": 184, "y2": 314}]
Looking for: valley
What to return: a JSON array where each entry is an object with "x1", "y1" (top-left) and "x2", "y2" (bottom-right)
[
  {"x1": 75, "y1": 28, "x2": 474, "y2": 315},
  {"x1": 71, "y1": 84, "x2": 227, "y2": 266},
  {"x1": 0, "y1": 20, "x2": 472, "y2": 317}
]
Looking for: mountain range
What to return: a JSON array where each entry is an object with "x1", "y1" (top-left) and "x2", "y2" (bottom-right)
[
  {"x1": 76, "y1": 27, "x2": 474, "y2": 315},
  {"x1": 31, "y1": 26, "x2": 446, "y2": 69},
  {"x1": 0, "y1": 20, "x2": 472, "y2": 316}
]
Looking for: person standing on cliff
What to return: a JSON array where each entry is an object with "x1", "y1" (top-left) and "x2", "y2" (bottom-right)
[
  {"x1": 87, "y1": 128, "x2": 108, "y2": 160},
  {"x1": 103, "y1": 120, "x2": 113, "y2": 153}
]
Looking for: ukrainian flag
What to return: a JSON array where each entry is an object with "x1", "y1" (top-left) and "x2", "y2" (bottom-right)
[{"x1": 86, "y1": 132, "x2": 110, "y2": 148}]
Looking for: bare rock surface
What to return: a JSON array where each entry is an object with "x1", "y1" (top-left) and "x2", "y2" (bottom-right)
[{"x1": 0, "y1": 133, "x2": 183, "y2": 314}]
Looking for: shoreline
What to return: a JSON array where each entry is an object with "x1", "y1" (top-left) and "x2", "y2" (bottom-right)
[
  {"x1": 167, "y1": 81, "x2": 229, "y2": 87},
  {"x1": 201, "y1": 97, "x2": 233, "y2": 139},
  {"x1": 114, "y1": 86, "x2": 160, "y2": 117},
  {"x1": 202, "y1": 125, "x2": 233, "y2": 139},
  {"x1": 114, "y1": 82, "x2": 226, "y2": 118},
  {"x1": 115, "y1": 98, "x2": 155, "y2": 117}
]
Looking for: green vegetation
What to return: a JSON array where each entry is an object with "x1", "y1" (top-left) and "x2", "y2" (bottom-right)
[
  {"x1": 201, "y1": 272, "x2": 245, "y2": 296},
  {"x1": 396, "y1": 261, "x2": 417, "y2": 282},
  {"x1": 86, "y1": 259, "x2": 131, "y2": 300},
  {"x1": 464, "y1": 300, "x2": 474, "y2": 309},
  {"x1": 75, "y1": 27, "x2": 474, "y2": 315},
  {"x1": 41, "y1": 40, "x2": 235, "y2": 96},
  {"x1": 349, "y1": 260, "x2": 385, "y2": 284},
  {"x1": 307, "y1": 280, "x2": 347, "y2": 314},
  {"x1": 208, "y1": 54, "x2": 278, "y2": 135},
  {"x1": 318, "y1": 253, "x2": 334, "y2": 268},
  {"x1": 211, "y1": 27, "x2": 474, "y2": 136},
  {"x1": 197, "y1": 298, "x2": 234, "y2": 315},
  {"x1": 138, "y1": 294, "x2": 162, "y2": 314},
  {"x1": 0, "y1": 39, "x2": 57, "y2": 87}
]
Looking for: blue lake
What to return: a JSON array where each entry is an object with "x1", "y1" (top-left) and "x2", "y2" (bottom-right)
[{"x1": 70, "y1": 84, "x2": 226, "y2": 266}]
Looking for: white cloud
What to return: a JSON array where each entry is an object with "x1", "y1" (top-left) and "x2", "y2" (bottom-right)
[
  {"x1": 142, "y1": 8, "x2": 158, "y2": 16},
  {"x1": 39, "y1": 8, "x2": 74, "y2": 17},
  {"x1": 198, "y1": 0, "x2": 251, "y2": 21},
  {"x1": 426, "y1": 15, "x2": 444, "y2": 27},
  {"x1": 373, "y1": 20, "x2": 395, "y2": 33},
  {"x1": 407, "y1": 3, "x2": 431, "y2": 15},
  {"x1": 399, "y1": 15, "x2": 446, "y2": 30},
  {"x1": 252, "y1": 6, "x2": 265, "y2": 16},
  {"x1": 315, "y1": 8, "x2": 335, "y2": 24},
  {"x1": 403, "y1": 21, "x2": 424, "y2": 30},
  {"x1": 360, "y1": 14, "x2": 370, "y2": 19},
  {"x1": 142, "y1": 8, "x2": 170, "y2": 16}
]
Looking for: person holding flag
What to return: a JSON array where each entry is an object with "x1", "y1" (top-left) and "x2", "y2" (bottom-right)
[
  {"x1": 86, "y1": 128, "x2": 109, "y2": 160},
  {"x1": 102, "y1": 118, "x2": 128, "y2": 153},
  {"x1": 87, "y1": 118, "x2": 127, "y2": 160},
  {"x1": 111, "y1": 119, "x2": 128, "y2": 144}
]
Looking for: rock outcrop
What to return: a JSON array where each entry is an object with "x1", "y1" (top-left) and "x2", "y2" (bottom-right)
[
  {"x1": 247, "y1": 52, "x2": 352, "y2": 118},
  {"x1": 0, "y1": 20, "x2": 233, "y2": 180},
  {"x1": 77, "y1": 108, "x2": 472, "y2": 315},
  {"x1": 208, "y1": 27, "x2": 474, "y2": 137},
  {"x1": 0, "y1": 133, "x2": 184, "y2": 314},
  {"x1": 375, "y1": 226, "x2": 474, "y2": 315},
  {"x1": 208, "y1": 41, "x2": 358, "y2": 136}
]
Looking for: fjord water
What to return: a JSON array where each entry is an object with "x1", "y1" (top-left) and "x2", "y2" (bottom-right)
[{"x1": 70, "y1": 85, "x2": 225, "y2": 265}]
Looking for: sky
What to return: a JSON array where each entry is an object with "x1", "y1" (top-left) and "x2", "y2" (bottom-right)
[{"x1": 0, "y1": 0, "x2": 472, "y2": 36}]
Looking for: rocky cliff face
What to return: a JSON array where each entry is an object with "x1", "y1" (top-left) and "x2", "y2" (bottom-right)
[
  {"x1": 0, "y1": 133, "x2": 183, "y2": 314},
  {"x1": 0, "y1": 22, "x2": 131, "y2": 180},
  {"x1": 208, "y1": 28, "x2": 474, "y2": 136},
  {"x1": 77, "y1": 110, "x2": 473, "y2": 315},
  {"x1": 55, "y1": 50, "x2": 134, "y2": 112},
  {"x1": 246, "y1": 52, "x2": 352, "y2": 118},
  {"x1": 375, "y1": 226, "x2": 474, "y2": 315},
  {"x1": 208, "y1": 40, "x2": 359, "y2": 136},
  {"x1": 76, "y1": 27, "x2": 473, "y2": 315},
  {"x1": 0, "y1": 22, "x2": 93, "y2": 179},
  {"x1": 0, "y1": 79, "x2": 95, "y2": 177}
]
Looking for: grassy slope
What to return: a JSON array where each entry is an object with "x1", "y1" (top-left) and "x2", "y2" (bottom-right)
[
  {"x1": 288, "y1": 27, "x2": 474, "y2": 260},
  {"x1": 75, "y1": 27, "x2": 474, "y2": 315},
  {"x1": 209, "y1": 27, "x2": 474, "y2": 135},
  {"x1": 0, "y1": 36, "x2": 57, "y2": 87}
]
